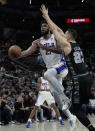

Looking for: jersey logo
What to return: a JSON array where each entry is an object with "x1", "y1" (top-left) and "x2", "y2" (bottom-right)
[{"x1": 44, "y1": 43, "x2": 55, "y2": 55}]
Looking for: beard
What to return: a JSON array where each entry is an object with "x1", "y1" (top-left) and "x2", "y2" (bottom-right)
[{"x1": 41, "y1": 30, "x2": 49, "y2": 36}]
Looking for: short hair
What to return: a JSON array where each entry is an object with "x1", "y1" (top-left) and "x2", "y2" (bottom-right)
[
  {"x1": 40, "y1": 20, "x2": 48, "y2": 26},
  {"x1": 67, "y1": 28, "x2": 78, "y2": 40},
  {"x1": 42, "y1": 68, "x2": 47, "y2": 72}
]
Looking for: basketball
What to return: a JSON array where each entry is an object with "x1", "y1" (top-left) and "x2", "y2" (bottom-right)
[{"x1": 8, "y1": 45, "x2": 22, "y2": 59}]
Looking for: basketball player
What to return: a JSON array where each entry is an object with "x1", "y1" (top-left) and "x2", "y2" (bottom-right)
[
  {"x1": 64, "y1": 29, "x2": 95, "y2": 131},
  {"x1": 38, "y1": 12, "x2": 95, "y2": 131},
  {"x1": 19, "y1": 5, "x2": 77, "y2": 131},
  {"x1": 26, "y1": 69, "x2": 64, "y2": 128}
]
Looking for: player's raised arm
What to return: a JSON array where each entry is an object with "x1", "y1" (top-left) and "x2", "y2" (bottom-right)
[
  {"x1": 8, "y1": 39, "x2": 40, "y2": 60},
  {"x1": 40, "y1": 5, "x2": 64, "y2": 35},
  {"x1": 40, "y1": 5, "x2": 71, "y2": 55},
  {"x1": 21, "y1": 39, "x2": 40, "y2": 58}
]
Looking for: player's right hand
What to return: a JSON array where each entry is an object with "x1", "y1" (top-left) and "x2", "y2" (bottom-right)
[{"x1": 40, "y1": 4, "x2": 48, "y2": 19}]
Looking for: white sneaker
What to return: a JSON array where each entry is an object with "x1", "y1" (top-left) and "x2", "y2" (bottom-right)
[
  {"x1": 35, "y1": 118, "x2": 39, "y2": 122},
  {"x1": 69, "y1": 115, "x2": 78, "y2": 131},
  {"x1": 9, "y1": 121, "x2": 15, "y2": 125}
]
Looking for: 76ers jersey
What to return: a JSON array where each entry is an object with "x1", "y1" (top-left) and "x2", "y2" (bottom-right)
[
  {"x1": 41, "y1": 77, "x2": 50, "y2": 90},
  {"x1": 40, "y1": 34, "x2": 63, "y2": 69}
]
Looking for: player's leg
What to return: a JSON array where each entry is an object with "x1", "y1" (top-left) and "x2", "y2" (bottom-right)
[
  {"x1": 44, "y1": 68, "x2": 69, "y2": 107},
  {"x1": 50, "y1": 103, "x2": 64, "y2": 125},
  {"x1": 26, "y1": 106, "x2": 39, "y2": 128},
  {"x1": 46, "y1": 91, "x2": 64, "y2": 125},
  {"x1": 72, "y1": 75, "x2": 95, "y2": 131},
  {"x1": 26, "y1": 93, "x2": 44, "y2": 128},
  {"x1": 46, "y1": 70, "x2": 78, "y2": 131},
  {"x1": 71, "y1": 103, "x2": 95, "y2": 131}
]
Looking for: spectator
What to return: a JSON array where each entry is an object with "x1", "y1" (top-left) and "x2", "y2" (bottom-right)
[
  {"x1": 0, "y1": 98, "x2": 14, "y2": 125},
  {"x1": 14, "y1": 96, "x2": 24, "y2": 123}
]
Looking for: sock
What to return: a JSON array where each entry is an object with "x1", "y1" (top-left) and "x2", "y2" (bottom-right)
[
  {"x1": 28, "y1": 118, "x2": 31, "y2": 122},
  {"x1": 63, "y1": 109, "x2": 73, "y2": 120},
  {"x1": 58, "y1": 117, "x2": 62, "y2": 121}
]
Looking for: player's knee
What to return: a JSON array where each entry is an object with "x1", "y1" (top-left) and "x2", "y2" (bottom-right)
[{"x1": 44, "y1": 69, "x2": 56, "y2": 80}]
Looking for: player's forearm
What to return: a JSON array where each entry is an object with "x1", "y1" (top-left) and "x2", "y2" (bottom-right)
[
  {"x1": 52, "y1": 32, "x2": 71, "y2": 55},
  {"x1": 21, "y1": 50, "x2": 31, "y2": 58},
  {"x1": 39, "y1": 44, "x2": 63, "y2": 54},
  {"x1": 20, "y1": 46, "x2": 37, "y2": 58},
  {"x1": 44, "y1": 46, "x2": 63, "y2": 54},
  {"x1": 44, "y1": 15, "x2": 57, "y2": 32},
  {"x1": 45, "y1": 46, "x2": 71, "y2": 55},
  {"x1": 45, "y1": 15, "x2": 65, "y2": 36},
  {"x1": 20, "y1": 40, "x2": 38, "y2": 58}
]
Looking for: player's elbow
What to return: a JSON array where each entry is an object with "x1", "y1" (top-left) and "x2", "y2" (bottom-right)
[
  {"x1": 21, "y1": 51, "x2": 26, "y2": 58},
  {"x1": 64, "y1": 46, "x2": 71, "y2": 56},
  {"x1": 52, "y1": 28, "x2": 58, "y2": 34}
]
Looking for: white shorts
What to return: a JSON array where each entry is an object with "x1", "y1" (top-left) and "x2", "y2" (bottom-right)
[
  {"x1": 53, "y1": 62, "x2": 68, "y2": 78},
  {"x1": 35, "y1": 91, "x2": 55, "y2": 107}
]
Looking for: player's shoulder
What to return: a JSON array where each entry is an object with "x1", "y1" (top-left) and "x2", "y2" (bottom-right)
[
  {"x1": 37, "y1": 77, "x2": 42, "y2": 83},
  {"x1": 40, "y1": 37, "x2": 45, "y2": 43},
  {"x1": 51, "y1": 33, "x2": 57, "y2": 42}
]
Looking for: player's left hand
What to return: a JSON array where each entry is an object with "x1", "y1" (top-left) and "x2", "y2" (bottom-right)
[{"x1": 40, "y1": 4, "x2": 48, "y2": 19}]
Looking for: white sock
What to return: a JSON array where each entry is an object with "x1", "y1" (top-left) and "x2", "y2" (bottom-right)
[
  {"x1": 63, "y1": 109, "x2": 73, "y2": 120},
  {"x1": 58, "y1": 117, "x2": 62, "y2": 121},
  {"x1": 28, "y1": 118, "x2": 31, "y2": 122}
]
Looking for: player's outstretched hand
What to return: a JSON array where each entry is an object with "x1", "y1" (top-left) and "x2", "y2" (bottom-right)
[{"x1": 40, "y1": 4, "x2": 48, "y2": 19}]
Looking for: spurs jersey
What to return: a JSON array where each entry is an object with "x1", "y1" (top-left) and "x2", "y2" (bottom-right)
[
  {"x1": 41, "y1": 77, "x2": 50, "y2": 90},
  {"x1": 66, "y1": 42, "x2": 88, "y2": 75},
  {"x1": 40, "y1": 34, "x2": 66, "y2": 69}
]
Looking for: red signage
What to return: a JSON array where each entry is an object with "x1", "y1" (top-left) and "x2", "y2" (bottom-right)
[{"x1": 67, "y1": 18, "x2": 90, "y2": 23}]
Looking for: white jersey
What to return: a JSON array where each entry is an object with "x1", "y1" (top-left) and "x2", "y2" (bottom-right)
[
  {"x1": 35, "y1": 77, "x2": 55, "y2": 106},
  {"x1": 41, "y1": 77, "x2": 50, "y2": 90},
  {"x1": 40, "y1": 34, "x2": 61, "y2": 69}
]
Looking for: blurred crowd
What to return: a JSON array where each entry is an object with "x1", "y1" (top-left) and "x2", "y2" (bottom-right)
[{"x1": 0, "y1": 66, "x2": 64, "y2": 125}]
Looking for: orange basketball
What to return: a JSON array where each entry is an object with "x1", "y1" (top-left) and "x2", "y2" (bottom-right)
[{"x1": 8, "y1": 45, "x2": 22, "y2": 59}]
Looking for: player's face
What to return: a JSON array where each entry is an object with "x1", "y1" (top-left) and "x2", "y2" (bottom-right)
[
  {"x1": 42, "y1": 70, "x2": 46, "y2": 77},
  {"x1": 65, "y1": 31, "x2": 71, "y2": 41},
  {"x1": 41, "y1": 23, "x2": 49, "y2": 36}
]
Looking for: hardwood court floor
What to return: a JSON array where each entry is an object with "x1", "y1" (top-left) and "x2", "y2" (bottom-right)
[{"x1": 0, "y1": 118, "x2": 95, "y2": 131}]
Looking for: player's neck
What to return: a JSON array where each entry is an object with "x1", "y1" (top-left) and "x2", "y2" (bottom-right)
[
  {"x1": 43, "y1": 77, "x2": 46, "y2": 80},
  {"x1": 69, "y1": 39, "x2": 76, "y2": 43},
  {"x1": 43, "y1": 33, "x2": 51, "y2": 40}
]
